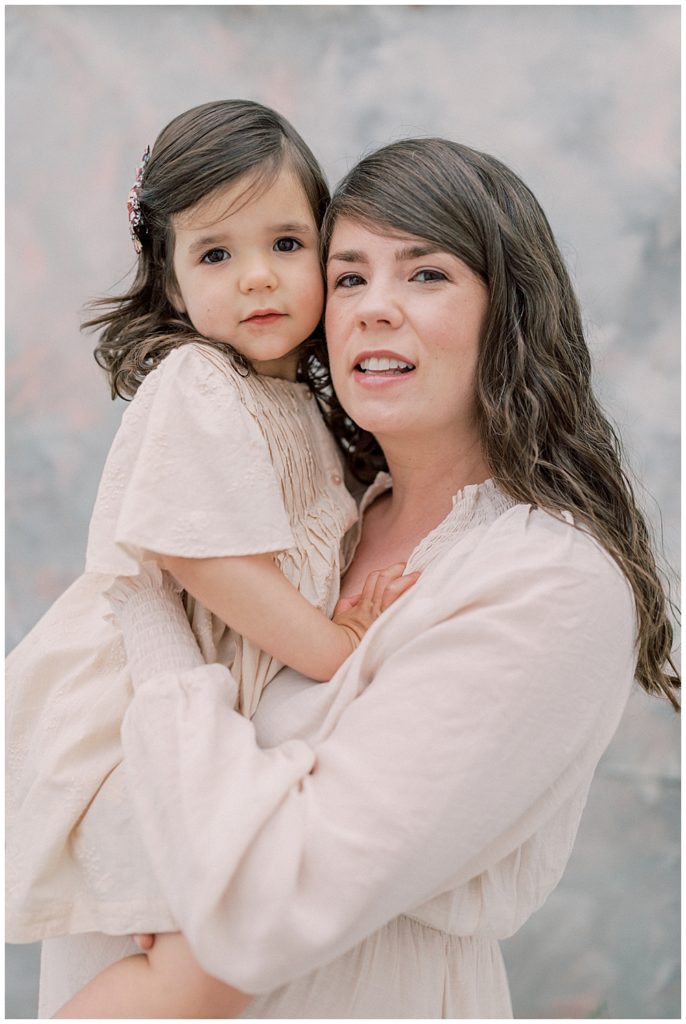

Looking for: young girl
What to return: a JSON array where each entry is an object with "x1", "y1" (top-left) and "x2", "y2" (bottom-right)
[{"x1": 6, "y1": 100, "x2": 416, "y2": 1015}]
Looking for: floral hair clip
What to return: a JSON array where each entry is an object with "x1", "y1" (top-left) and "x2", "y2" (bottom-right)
[{"x1": 127, "y1": 145, "x2": 151, "y2": 253}]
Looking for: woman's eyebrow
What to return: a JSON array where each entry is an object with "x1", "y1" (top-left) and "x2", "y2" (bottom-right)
[
  {"x1": 395, "y1": 244, "x2": 440, "y2": 261},
  {"x1": 328, "y1": 244, "x2": 440, "y2": 265},
  {"x1": 328, "y1": 249, "x2": 367, "y2": 264}
]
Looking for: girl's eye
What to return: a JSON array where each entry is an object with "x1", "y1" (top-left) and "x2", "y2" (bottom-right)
[
  {"x1": 334, "y1": 273, "x2": 365, "y2": 289},
  {"x1": 412, "y1": 269, "x2": 447, "y2": 283},
  {"x1": 202, "y1": 248, "x2": 230, "y2": 265},
  {"x1": 274, "y1": 237, "x2": 302, "y2": 253}
]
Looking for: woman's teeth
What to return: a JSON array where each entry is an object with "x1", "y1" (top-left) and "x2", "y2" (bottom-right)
[{"x1": 357, "y1": 357, "x2": 415, "y2": 373}]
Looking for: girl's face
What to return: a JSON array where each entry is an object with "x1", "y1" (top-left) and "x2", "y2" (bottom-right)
[
  {"x1": 325, "y1": 218, "x2": 488, "y2": 448},
  {"x1": 170, "y1": 168, "x2": 323, "y2": 380}
]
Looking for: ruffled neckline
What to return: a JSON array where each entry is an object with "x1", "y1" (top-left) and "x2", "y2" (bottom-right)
[
  {"x1": 360, "y1": 471, "x2": 509, "y2": 513},
  {"x1": 357, "y1": 473, "x2": 517, "y2": 573}
]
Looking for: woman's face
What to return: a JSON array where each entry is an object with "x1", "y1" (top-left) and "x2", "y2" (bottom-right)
[{"x1": 325, "y1": 218, "x2": 489, "y2": 449}]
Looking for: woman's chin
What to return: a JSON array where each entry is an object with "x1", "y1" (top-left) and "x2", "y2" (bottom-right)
[{"x1": 351, "y1": 409, "x2": 419, "y2": 441}]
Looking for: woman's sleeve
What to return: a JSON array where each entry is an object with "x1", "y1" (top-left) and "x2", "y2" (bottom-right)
[
  {"x1": 85, "y1": 345, "x2": 294, "y2": 575},
  {"x1": 120, "y1": 511, "x2": 636, "y2": 993}
]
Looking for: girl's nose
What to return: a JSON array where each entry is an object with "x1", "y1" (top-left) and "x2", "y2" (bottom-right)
[{"x1": 239, "y1": 258, "x2": 278, "y2": 293}]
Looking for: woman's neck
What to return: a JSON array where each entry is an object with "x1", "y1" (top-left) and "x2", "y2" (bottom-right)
[
  {"x1": 377, "y1": 432, "x2": 491, "y2": 539},
  {"x1": 341, "y1": 433, "x2": 490, "y2": 599}
]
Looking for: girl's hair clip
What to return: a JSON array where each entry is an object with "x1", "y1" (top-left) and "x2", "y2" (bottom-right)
[{"x1": 127, "y1": 146, "x2": 151, "y2": 253}]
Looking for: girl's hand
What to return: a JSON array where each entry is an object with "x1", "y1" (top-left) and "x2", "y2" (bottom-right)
[{"x1": 333, "y1": 563, "x2": 420, "y2": 651}]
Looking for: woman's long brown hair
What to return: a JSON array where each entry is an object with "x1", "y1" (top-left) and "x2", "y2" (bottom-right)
[{"x1": 321, "y1": 138, "x2": 679, "y2": 710}]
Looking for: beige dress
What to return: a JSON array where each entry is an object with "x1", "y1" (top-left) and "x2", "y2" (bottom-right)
[
  {"x1": 37, "y1": 481, "x2": 637, "y2": 1019},
  {"x1": 6, "y1": 342, "x2": 357, "y2": 942}
]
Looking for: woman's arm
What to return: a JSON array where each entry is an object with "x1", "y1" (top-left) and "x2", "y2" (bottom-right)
[
  {"x1": 161, "y1": 553, "x2": 418, "y2": 681},
  {"x1": 121, "y1": 511, "x2": 636, "y2": 994}
]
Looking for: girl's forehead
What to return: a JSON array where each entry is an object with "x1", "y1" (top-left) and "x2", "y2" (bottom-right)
[
  {"x1": 172, "y1": 174, "x2": 268, "y2": 230},
  {"x1": 174, "y1": 168, "x2": 311, "y2": 231}
]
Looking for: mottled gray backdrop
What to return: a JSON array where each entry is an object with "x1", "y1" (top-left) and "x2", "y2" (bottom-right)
[{"x1": 6, "y1": 5, "x2": 680, "y2": 1019}]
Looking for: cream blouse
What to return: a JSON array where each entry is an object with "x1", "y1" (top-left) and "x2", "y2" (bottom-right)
[{"x1": 52, "y1": 480, "x2": 638, "y2": 1020}]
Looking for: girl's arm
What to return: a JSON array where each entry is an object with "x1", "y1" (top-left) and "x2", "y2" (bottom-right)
[
  {"x1": 160, "y1": 552, "x2": 418, "y2": 681},
  {"x1": 52, "y1": 932, "x2": 250, "y2": 1019}
]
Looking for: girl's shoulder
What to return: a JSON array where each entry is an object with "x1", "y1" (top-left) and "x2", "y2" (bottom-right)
[
  {"x1": 140, "y1": 341, "x2": 244, "y2": 394},
  {"x1": 124, "y1": 342, "x2": 247, "y2": 423}
]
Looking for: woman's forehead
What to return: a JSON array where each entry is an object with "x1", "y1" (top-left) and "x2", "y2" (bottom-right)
[{"x1": 327, "y1": 217, "x2": 436, "y2": 255}]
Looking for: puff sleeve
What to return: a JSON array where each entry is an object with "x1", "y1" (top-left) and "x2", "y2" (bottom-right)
[
  {"x1": 120, "y1": 508, "x2": 636, "y2": 993},
  {"x1": 85, "y1": 345, "x2": 295, "y2": 576}
]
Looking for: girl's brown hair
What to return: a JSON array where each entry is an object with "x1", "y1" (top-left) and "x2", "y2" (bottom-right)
[
  {"x1": 321, "y1": 137, "x2": 679, "y2": 710},
  {"x1": 86, "y1": 100, "x2": 330, "y2": 398}
]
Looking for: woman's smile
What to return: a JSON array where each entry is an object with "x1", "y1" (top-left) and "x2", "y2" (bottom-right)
[
  {"x1": 325, "y1": 218, "x2": 488, "y2": 443},
  {"x1": 352, "y1": 349, "x2": 417, "y2": 385}
]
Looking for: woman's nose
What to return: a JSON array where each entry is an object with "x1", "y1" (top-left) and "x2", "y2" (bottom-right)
[
  {"x1": 356, "y1": 288, "x2": 404, "y2": 330},
  {"x1": 238, "y1": 257, "x2": 277, "y2": 293}
]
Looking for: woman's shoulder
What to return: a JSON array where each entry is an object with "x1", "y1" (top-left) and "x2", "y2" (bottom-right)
[
  {"x1": 493, "y1": 502, "x2": 626, "y2": 569},
  {"x1": 452, "y1": 502, "x2": 635, "y2": 621}
]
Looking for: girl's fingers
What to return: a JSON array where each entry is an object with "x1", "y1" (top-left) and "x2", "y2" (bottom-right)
[
  {"x1": 357, "y1": 568, "x2": 383, "y2": 614},
  {"x1": 355, "y1": 563, "x2": 409, "y2": 617},
  {"x1": 133, "y1": 933, "x2": 155, "y2": 951},
  {"x1": 379, "y1": 571, "x2": 421, "y2": 611},
  {"x1": 333, "y1": 593, "x2": 361, "y2": 616},
  {"x1": 366, "y1": 563, "x2": 406, "y2": 617}
]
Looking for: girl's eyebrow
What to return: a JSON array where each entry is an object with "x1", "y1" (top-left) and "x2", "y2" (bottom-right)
[
  {"x1": 186, "y1": 223, "x2": 313, "y2": 256},
  {"x1": 328, "y1": 244, "x2": 440, "y2": 265},
  {"x1": 187, "y1": 235, "x2": 228, "y2": 255},
  {"x1": 271, "y1": 222, "x2": 313, "y2": 235}
]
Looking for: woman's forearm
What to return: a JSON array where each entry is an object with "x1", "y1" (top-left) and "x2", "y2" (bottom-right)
[{"x1": 121, "y1": 515, "x2": 635, "y2": 994}]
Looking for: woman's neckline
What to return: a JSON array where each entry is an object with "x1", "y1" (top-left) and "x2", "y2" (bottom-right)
[{"x1": 360, "y1": 471, "x2": 503, "y2": 514}]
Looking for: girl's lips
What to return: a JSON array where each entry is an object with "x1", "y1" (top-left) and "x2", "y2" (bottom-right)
[{"x1": 243, "y1": 312, "x2": 285, "y2": 325}]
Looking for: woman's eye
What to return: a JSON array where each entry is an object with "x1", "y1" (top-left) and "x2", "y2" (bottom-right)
[
  {"x1": 334, "y1": 273, "x2": 365, "y2": 289},
  {"x1": 202, "y1": 248, "x2": 230, "y2": 265},
  {"x1": 274, "y1": 237, "x2": 302, "y2": 253},
  {"x1": 413, "y1": 269, "x2": 447, "y2": 283}
]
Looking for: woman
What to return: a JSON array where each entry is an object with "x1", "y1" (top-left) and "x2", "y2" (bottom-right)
[{"x1": 39, "y1": 138, "x2": 678, "y2": 1019}]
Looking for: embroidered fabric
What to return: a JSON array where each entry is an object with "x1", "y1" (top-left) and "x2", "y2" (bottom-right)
[
  {"x1": 342, "y1": 471, "x2": 518, "y2": 575},
  {"x1": 6, "y1": 343, "x2": 358, "y2": 942},
  {"x1": 104, "y1": 564, "x2": 204, "y2": 687}
]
